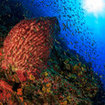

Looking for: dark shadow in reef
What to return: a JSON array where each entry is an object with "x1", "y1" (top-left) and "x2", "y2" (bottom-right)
[{"x1": 0, "y1": 0, "x2": 24, "y2": 47}]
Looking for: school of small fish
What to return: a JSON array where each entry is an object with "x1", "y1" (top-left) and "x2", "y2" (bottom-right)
[{"x1": 0, "y1": 0, "x2": 105, "y2": 105}]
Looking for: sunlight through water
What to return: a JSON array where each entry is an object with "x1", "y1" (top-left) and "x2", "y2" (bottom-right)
[{"x1": 82, "y1": 0, "x2": 105, "y2": 17}]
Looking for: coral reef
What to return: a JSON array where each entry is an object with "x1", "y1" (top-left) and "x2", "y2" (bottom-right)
[
  {"x1": 0, "y1": 0, "x2": 104, "y2": 104},
  {"x1": 0, "y1": 16, "x2": 102, "y2": 105},
  {"x1": 49, "y1": 42, "x2": 99, "y2": 99}
]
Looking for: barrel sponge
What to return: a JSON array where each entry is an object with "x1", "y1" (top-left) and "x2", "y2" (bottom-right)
[{"x1": 1, "y1": 17, "x2": 59, "y2": 80}]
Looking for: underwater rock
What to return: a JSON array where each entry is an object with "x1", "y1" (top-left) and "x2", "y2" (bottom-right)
[{"x1": 1, "y1": 17, "x2": 59, "y2": 82}]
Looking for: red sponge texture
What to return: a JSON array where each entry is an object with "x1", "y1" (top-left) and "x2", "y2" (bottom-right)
[{"x1": 2, "y1": 17, "x2": 58, "y2": 80}]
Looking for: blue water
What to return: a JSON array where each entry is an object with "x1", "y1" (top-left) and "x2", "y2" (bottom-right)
[
  {"x1": 0, "y1": 0, "x2": 105, "y2": 104},
  {"x1": 18, "y1": 0, "x2": 105, "y2": 88}
]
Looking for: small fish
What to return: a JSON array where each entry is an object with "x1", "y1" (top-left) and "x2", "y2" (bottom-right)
[
  {"x1": 58, "y1": 15, "x2": 61, "y2": 19},
  {"x1": 64, "y1": 51, "x2": 66, "y2": 56},
  {"x1": 55, "y1": 39, "x2": 60, "y2": 44},
  {"x1": 62, "y1": 23, "x2": 66, "y2": 30},
  {"x1": 64, "y1": 6, "x2": 67, "y2": 11},
  {"x1": 39, "y1": 58, "x2": 44, "y2": 63},
  {"x1": 84, "y1": 51, "x2": 87, "y2": 54},
  {"x1": 63, "y1": 15, "x2": 66, "y2": 17},
  {"x1": 19, "y1": 3, "x2": 22, "y2": 6},
  {"x1": 99, "y1": 75, "x2": 103, "y2": 78},
  {"x1": 70, "y1": 42, "x2": 73, "y2": 45},
  {"x1": 45, "y1": 4, "x2": 49, "y2": 7},
  {"x1": 67, "y1": 15, "x2": 72, "y2": 18},
  {"x1": 16, "y1": 3, "x2": 19, "y2": 7},
  {"x1": 74, "y1": 41, "x2": 78, "y2": 44},
  {"x1": 71, "y1": 33, "x2": 74, "y2": 36},
  {"x1": 60, "y1": 37, "x2": 64, "y2": 40},
  {"x1": 73, "y1": 45, "x2": 77, "y2": 49},
  {"x1": 54, "y1": 1, "x2": 57, "y2": 4},
  {"x1": 65, "y1": 34, "x2": 68, "y2": 36},
  {"x1": 40, "y1": 0, "x2": 44, "y2": 3},
  {"x1": 76, "y1": 54, "x2": 79, "y2": 58},
  {"x1": 66, "y1": 49, "x2": 70, "y2": 52}
]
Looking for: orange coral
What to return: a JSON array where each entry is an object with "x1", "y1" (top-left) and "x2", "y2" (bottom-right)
[{"x1": 17, "y1": 88, "x2": 23, "y2": 96}]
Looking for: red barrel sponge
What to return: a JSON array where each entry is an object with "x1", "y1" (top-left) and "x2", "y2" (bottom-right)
[{"x1": 2, "y1": 17, "x2": 59, "y2": 81}]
